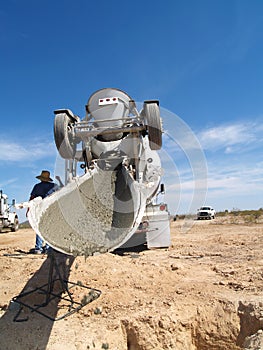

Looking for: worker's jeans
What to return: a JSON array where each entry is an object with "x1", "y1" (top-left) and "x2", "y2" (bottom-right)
[{"x1": 35, "y1": 234, "x2": 49, "y2": 252}]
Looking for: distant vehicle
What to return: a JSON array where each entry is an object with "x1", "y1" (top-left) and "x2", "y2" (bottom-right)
[
  {"x1": 197, "y1": 206, "x2": 215, "y2": 220},
  {"x1": 0, "y1": 190, "x2": 19, "y2": 232}
]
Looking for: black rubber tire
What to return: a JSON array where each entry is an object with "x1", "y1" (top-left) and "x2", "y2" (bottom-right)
[
  {"x1": 11, "y1": 218, "x2": 19, "y2": 232},
  {"x1": 144, "y1": 103, "x2": 162, "y2": 150},
  {"x1": 54, "y1": 113, "x2": 76, "y2": 159}
]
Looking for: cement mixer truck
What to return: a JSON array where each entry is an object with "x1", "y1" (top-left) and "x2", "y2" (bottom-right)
[
  {"x1": 0, "y1": 190, "x2": 19, "y2": 232},
  {"x1": 26, "y1": 88, "x2": 170, "y2": 256}
]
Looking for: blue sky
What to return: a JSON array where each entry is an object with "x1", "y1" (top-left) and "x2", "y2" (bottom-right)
[{"x1": 0, "y1": 0, "x2": 263, "y2": 221}]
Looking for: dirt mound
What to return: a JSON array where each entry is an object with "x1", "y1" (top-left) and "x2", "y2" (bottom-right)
[{"x1": 0, "y1": 219, "x2": 263, "y2": 349}]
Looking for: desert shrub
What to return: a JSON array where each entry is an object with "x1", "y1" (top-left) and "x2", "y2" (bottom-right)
[
  {"x1": 172, "y1": 209, "x2": 263, "y2": 224},
  {"x1": 229, "y1": 209, "x2": 263, "y2": 224},
  {"x1": 216, "y1": 211, "x2": 228, "y2": 217},
  {"x1": 18, "y1": 221, "x2": 31, "y2": 229}
]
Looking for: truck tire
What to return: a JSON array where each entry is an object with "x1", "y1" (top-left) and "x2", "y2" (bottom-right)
[
  {"x1": 143, "y1": 103, "x2": 162, "y2": 150},
  {"x1": 11, "y1": 218, "x2": 19, "y2": 232},
  {"x1": 54, "y1": 113, "x2": 76, "y2": 159}
]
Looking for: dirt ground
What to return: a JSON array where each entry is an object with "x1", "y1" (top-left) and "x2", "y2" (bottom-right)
[{"x1": 0, "y1": 217, "x2": 263, "y2": 350}]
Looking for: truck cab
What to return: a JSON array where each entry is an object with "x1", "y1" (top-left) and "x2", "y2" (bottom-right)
[{"x1": 0, "y1": 190, "x2": 19, "y2": 232}]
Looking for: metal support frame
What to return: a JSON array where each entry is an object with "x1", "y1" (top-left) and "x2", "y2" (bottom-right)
[{"x1": 12, "y1": 251, "x2": 101, "y2": 322}]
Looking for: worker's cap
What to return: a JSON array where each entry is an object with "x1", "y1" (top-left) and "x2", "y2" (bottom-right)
[{"x1": 36, "y1": 170, "x2": 53, "y2": 182}]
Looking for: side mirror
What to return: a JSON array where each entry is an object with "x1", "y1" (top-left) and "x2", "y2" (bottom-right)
[
  {"x1": 12, "y1": 199, "x2": 16, "y2": 206},
  {"x1": 160, "y1": 183, "x2": 165, "y2": 194}
]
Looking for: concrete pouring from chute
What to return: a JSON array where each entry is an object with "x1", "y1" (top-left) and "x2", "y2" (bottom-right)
[{"x1": 19, "y1": 88, "x2": 170, "y2": 256}]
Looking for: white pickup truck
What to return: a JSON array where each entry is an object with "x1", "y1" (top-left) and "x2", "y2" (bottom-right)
[{"x1": 197, "y1": 206, "x2": 216, "y2": 220}]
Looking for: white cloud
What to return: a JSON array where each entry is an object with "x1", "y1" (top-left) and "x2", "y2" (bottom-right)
[
  {"x1": 0, "y1": 178, "x2": 18, "y2": 188},
  {"x1": 162, "y1": 143, "x2": 263, "y2": 214},
  {"x1": 0, "y1": 138, "x2": 56, "y2": 162},
  {"x1": 198, "y1": 120, "x2": 263, "y2": 152}
]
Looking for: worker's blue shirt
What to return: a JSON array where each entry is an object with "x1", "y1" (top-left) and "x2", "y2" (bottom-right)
[{"x1": 30, "y1": 182, "x2": 58, "y2": 199}]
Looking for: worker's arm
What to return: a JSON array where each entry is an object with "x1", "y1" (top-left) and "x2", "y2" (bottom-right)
[{"x1": 26, "y1": 195, "x2": 35, "y2": 216}]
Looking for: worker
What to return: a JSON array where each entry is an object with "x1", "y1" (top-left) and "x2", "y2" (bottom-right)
[{"x1": 27, "y1": 170, "x2": 60, "y2": 254}]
